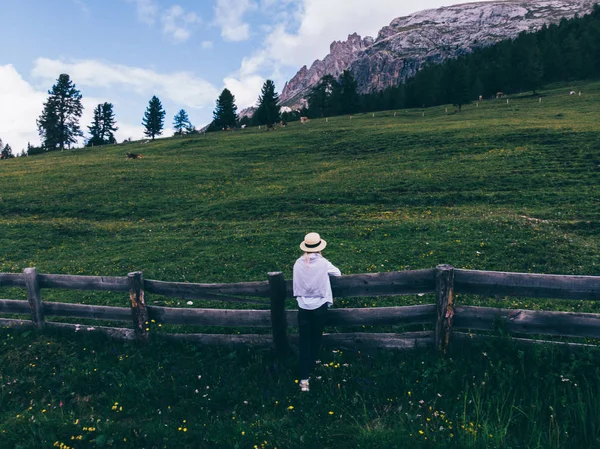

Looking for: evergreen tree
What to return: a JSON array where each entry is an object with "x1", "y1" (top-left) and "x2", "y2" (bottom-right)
[
  {"x1": 1, "y1": 143, "x2": 14, "y2": 159},
  {"x1": 87, "y1": 105, "x2": 104, "y2": 147},
  {"x1": 337, "y1": 70, "x2": 360, "y2": 114},
  {"x1": 102, "y1": 103, "x2": 118, "y2": 144},
  {"x1": 212, "y1": 89, "x2": 238, "y2": 130},
  {"x1": 560, "y1": 33, "x2": 582, "y2": 81},
  {"x1": 37, "y1": 73, "x2": 83, "y2": 151},
  {"x1": 510, "y1": 33, "x2": 544, "y2": 94},
  {"x1": 307, "y1": 75, "x2": 338, "y2": 118},
  {"x1": 142, "y1": 96, "x2": 166, "y2": 140},
  {"x1": 444, "y1": 59, "x2": 471, "y2": 112},
  {"x1": 173, "y1": 109, "x2": 192, "y2": 135},
  {"x1": 87, "y1": 103, "x2": 118, "y2": 147},
  {"x1": 253, "y1": 80, "x2": 280, "y2": 126}
]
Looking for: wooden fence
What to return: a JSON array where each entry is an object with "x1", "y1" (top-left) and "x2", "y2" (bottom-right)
[{"x1": 1, "y1": 265, "x2": 600, "y2": 355}]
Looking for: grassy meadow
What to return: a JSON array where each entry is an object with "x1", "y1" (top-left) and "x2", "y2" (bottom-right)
[{"x1": 1, "y1": 80, "x2": 600, "y2": 448}]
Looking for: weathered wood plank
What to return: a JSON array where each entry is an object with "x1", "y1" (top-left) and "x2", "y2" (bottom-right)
[
  {"x1": 147, "y1": 306, "x2": 272, "y2": 327},
  {"x1": 162, "y1": 333, "x2": 273, "y2": 348},
  {"x1": 0, "y1": 318, "x2": 33, "y2": 328},
  {"x1": 144, "y1": 279, "x2": 271, "y2": 299},
  {"x1": 322, "y1": 331, "x2": 434, "y2": 351},
  {"x1": 283, "y1": 269, "x2": 436, "y2": 298},
  {"x1": 0, "y1": 299, "x2": 31, "y2": 314},
  {"x1": 452, "y1": 331, "x2": 600, "y2": 350},
  {"x1": 38, "y1": 274, "x2": 129, "y2": 292},
  {"x1": 0, "y1": 318, "x2": 136, "y2": 341},
  {"x1": 48, "y1": 322, "x2": 136, "y2": 341},
  {"x1": 160, "y1": 331, "x2": 434, "y2": 351},
  {"x1": 435, "y1": 265, "x2": 455, "y2": 354},
  {"x1": 455, "y1": 306, "x2": 600, "y2": 339},
  {"x1": 284, "y1": 305, "x2": 436, "y2": 327},
  {"x1": 331, "y1": 269, "x2": 436, "y2": 297},
  {"x1": 269, "y1": 272, "x2": 289, "y2": 357},
  {"x1": 43, "y1": 302, "x2": 131, "y2": 321},
  {"x1": 455, "y1": 269, "x2": 600, "y2": 300},
  {"x1": 0, "y1": 273, "x2": 26, "y2": 288},
  {"x1": 129, "y1": 272, "x2": 148, "y2": 341},
  {"x1": 25, "y1": 268, "x2": 45, "y2": 329},
  {"x1": 2, "y1": 302, "x2": 435, "y2": 328}
]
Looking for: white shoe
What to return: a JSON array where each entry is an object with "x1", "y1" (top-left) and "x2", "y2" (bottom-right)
[{"x1": 300, "y1": 379, "x2": 310, "y2": 392}]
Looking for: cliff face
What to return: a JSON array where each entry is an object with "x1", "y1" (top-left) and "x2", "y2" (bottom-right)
[
  {"x1": 280, "y1": 0, "x2": 597, "y2": 107},
  {"x1": 280, "y1": 33, "x2": 374, "y2": 106}
]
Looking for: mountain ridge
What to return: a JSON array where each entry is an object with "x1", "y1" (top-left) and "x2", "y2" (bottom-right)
[{"x1": 279, "y1": 0, "x2": 598, "y2": 108}]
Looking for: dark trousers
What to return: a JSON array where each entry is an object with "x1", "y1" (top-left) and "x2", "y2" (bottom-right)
[{"x1": 298, "y1": 304, "x2": 328, "y2": 380}]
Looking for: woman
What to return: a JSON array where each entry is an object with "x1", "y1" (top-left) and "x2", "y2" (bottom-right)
[{"x1": 293, "y1": 232, "x2": 341, "y2": 392}]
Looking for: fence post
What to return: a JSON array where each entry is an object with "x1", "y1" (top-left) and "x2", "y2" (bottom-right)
[
  {"x1": 128, "y1": 271, "x2": 149, "y2": 342},
  {"x1": 268, "y1": 272, "x2": 289, "y2": 357},
  {"x1": 435, "y1": 264, "x2": 455, "y2": 354},
  {"x1": 24, "y1": 268, "x2": 45, "y2": 329}
]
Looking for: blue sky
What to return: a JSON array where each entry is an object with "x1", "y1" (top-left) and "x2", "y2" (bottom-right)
[{"x1": 0, "y1": 0, "x2": 486, "y2": 151}]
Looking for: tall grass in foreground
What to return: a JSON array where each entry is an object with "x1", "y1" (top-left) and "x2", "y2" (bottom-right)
[{"x1": 1, "y1": 329, "x2": 599, "y2": 449}]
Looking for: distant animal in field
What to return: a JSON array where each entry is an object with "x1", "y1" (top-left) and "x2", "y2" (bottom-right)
[
  {"x1": 300, "y1": 116, "x2": 310, "y2": 123},
  {"x1": 126, "y1": 152, "x2": 143, "y2": 159},
  {"x1": 569, "y1": 90, "x2": 576, "y2": 95},
  {"x1": 241, "y1": 124, "x2": 247, "y2": 129},
  {"x1": 478, "y1": 95, "x2": 483, "y2": 101},
  {"x1": 496, "y1": 92, "x2": 505, "y2": 98},
  {"x1": 280, "y1": 120, "x2": 287, "y2": 127}
]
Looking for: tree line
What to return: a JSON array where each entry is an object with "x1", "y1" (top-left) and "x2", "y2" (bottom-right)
[
  {"x1": 27, "y1": 74, "x2": 194, "y2": 156},
  {"x1": 3, "y1": 74, "x2": 284, "y2": 158}
]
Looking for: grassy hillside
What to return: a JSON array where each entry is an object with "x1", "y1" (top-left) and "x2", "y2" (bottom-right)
[
  {"x1": 1, "y1": 81, "x2": 599, "y2": 309},
  {"x1": 1, "y1": 81, "x2": 600, "y2": 448}
]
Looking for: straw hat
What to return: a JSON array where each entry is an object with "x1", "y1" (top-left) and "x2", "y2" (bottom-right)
[{"x1": 300, "y1": 232, "x2": 327, "y2": 253}]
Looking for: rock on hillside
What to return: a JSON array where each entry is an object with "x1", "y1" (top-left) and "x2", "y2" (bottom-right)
[{"x1": 280, "y1": 0, "x2": 598, "y2": 107}]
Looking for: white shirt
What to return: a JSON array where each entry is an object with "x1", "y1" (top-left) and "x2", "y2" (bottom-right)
[{"x1": 293, "y1": 253, "x2": 341, "y2": 310}]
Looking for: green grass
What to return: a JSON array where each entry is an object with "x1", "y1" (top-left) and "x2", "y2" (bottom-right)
[{"x1": 1, "y1": 81, "x2": 600, "y2": 448}]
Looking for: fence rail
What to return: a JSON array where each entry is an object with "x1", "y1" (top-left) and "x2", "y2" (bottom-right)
[{"x1": 1, "y1": 265, "x2": 599, "y2": 354}]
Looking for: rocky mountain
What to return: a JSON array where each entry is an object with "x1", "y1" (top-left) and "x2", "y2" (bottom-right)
[{"x1": 280, "y1": 0, "x2": 598, "y2": 108}]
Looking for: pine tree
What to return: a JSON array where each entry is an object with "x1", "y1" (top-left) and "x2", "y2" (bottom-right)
[
  {"x1": 102, "y1": 103, "x2": 118, "y2": 144},
  {"x1": 87, "y1": 105, "x2": 104, "y2": 147},
  {"x1": 444, "y1": 59, "x2": 471, "y2": 112},
  {"x1": 510, "y1": 33, "x2": 544, "y2": 94},
  {"x1": 37, "y1": 74, "x2": 83, "y2": 151},
  {"x1": 142, "y1": 96, "x2": 166, "y2": 140},
  {"x1": 253, "y1": 80, "x2": 280, "y2": 126},
  {"x1": 212, "y1": 89, "x2": 238, "y2": 130},
  {"x1": 173, "y1": 109, "x2": 192, "y2": 135},
  {"x1": 1, "y1": 143, "x2": 14, "y2": 159},
  {"x1": 307, "y1": 75, "x2": 338, "y2": 118},
  {"x1": 337, "y1": 70, "x2": 359, "y2": 115},
  {"x1": 87, "y1": 103, "x2": 118, "y2": 146}
]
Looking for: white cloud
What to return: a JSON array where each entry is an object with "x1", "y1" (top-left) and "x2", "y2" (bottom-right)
[
  {"x1": 223, "y1": 74, "x2": 266, "y2": 110},
  {"x1": 0, "y1": 65, "x2": 46, "y2": 152},
  {"x1": 31, "y1": 58, "x2": 220, "y2": 110},
  {"x1": 126, "y1": 0, "x2": 158, "y2": 24},
  {"x1": 201, "y1": 40, "x2": 214, "y2": 49},
  {"x1": 162, "y1": 5, "x2": 201, "y2": 43},
  {"x1": 214, "y1": 0, "x2": 257, "y2": 42}
]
